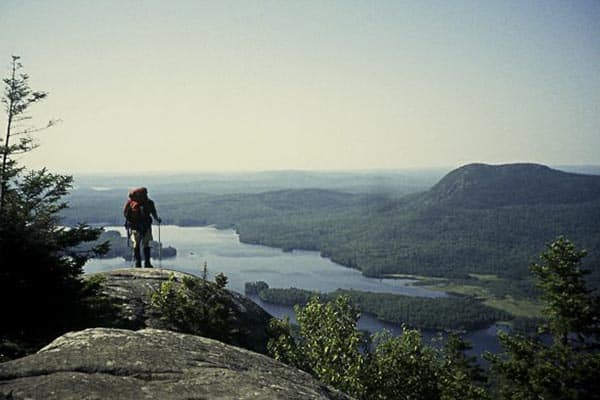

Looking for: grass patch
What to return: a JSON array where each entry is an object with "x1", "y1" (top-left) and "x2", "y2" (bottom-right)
[
  {"x1": 421, "y1": 282, "x2": 490, "y2": 299},
  {"x1": 468, "y1": 273, "x2": 502, "y2": 282},
  {"x1": 389, "y1": 270, "x2": 544, "y2": 321},
  {"x1": 421, "y1": 280, "x2": 543, "y2": 319},
  {"x1": 483, "y1": 296, "x2": 543, "y2": 318},
  {"x1": 382, "y1": 273, "x2": 447, "y2": 282}
]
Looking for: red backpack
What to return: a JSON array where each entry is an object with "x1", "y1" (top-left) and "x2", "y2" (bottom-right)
[{"x1": 124, "y1": 187, "x2": 148, "y2": 229}]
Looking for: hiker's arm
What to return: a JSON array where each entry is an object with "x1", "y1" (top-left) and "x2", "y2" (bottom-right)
[{"x1": 149, "y1": 200, "x2": 162, "y2": 223}]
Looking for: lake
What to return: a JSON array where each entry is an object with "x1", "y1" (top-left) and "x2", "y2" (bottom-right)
[
  {"x1": 85, "y1": 225, "x2": 504, "y2": 356},
  {"x1": 85, "y1": 225, "x2": 445, "y2": 297}
]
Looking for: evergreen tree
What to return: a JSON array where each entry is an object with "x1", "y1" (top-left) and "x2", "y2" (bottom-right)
[
  {"x1": 437, "y1": 333, "x2": 488, "y2": 400},
  {"x1": 530, "y1": 237, "x2": 599, "y2": 347},
  {"x1": 0, "y1": 56, "x2": 108, "y2": 360},
  {"x1": 486, "y1": 237, "x2": 600, "y2": 399}
]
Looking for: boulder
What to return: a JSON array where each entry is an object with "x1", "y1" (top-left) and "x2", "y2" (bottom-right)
[
  {"x1": 92, "y1": 268, "x2": 273, "y2": 353},
  {"x1": 0, "y1": 328, "x2": 352, "y2": 400}
]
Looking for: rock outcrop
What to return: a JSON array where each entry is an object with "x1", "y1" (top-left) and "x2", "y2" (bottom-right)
[
  {"x1": 0, "y1": 328, "x2": 352, "y2": 400},
  {"x1": 92, "y1": 268, "x2": 273, "y2": 354}
]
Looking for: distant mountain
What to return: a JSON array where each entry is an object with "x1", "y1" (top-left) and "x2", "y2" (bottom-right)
[{"x1": 426, "y1": 163, "x2": 600, "y2": 209}]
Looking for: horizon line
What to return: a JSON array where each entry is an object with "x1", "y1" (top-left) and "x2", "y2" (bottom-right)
[{"x1": 65, "y1": 163, "x2": 600, "y2": 177}]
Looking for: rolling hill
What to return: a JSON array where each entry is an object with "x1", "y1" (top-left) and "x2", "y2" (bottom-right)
[{"x1": 426, "y1": 163, "x2": 600, "y2": 208}]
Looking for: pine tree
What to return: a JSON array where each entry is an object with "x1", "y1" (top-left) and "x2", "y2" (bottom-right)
[
  {"x1": 486, "y1": 237, "x2": 600, "y2": 399},
  {"x1": 0, "y1": 56, "x2": 109, "y2": 360}
]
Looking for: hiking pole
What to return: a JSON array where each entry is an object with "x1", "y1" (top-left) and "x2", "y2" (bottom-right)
[
  {"x1": 158, "y1": 221, "x2": 162, "y2": 268},
  {"x1": 127, "y1": 227, "x2": 135, "y2": 268}
]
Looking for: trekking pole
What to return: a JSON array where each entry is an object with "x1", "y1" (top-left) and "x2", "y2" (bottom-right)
[
  {"x1": 158, "y1": 221, "x2": 162, "y2": 268},
  {"x1": 126, "y1": 226, "x2": 135, "y2": 268}
]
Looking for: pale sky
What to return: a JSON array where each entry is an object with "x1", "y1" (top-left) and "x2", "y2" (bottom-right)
[{"x1": 1, "y1": 1, "x2": 599, "y2": 173}]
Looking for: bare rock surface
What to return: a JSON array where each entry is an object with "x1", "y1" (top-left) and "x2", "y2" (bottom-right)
[{"x1": 0, "y1": 327, "x2": 352, "y2": 400}]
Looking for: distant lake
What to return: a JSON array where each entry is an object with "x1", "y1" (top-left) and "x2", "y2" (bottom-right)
[
  {"x1": 85, "y1": 225, "x2": 503, "y2": 357},
  {"x1": 85, "y1": 225, "x2": 444, "y2": 298}
]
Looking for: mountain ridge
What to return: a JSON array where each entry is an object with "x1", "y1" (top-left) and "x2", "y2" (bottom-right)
[{"x1": 425, "y1": 163, "x2": 600, "y2": 209}]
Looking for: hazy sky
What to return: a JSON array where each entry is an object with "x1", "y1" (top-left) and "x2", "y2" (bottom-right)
[{"x1": 1, "y1": 1, "x2": 599, "y2": 173}]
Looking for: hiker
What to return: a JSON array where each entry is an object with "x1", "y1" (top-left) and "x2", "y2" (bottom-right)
[{"x1": 123, "y1": 187, "x2": 162, "y2": 268}]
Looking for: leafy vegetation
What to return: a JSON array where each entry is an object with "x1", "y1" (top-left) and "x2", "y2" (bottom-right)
[
  {"x1": 151, "y1": 272, "x2": 235, "y2": 343},
  {"x1": 268, "y1": 296, "x2": 488, "y2": 399},
  {"x1": 295, "y1": 296, "x2": 366, "y2": 396},
  {"x1": 268, "y1": 238, "x2": 599, "y2": 399}
]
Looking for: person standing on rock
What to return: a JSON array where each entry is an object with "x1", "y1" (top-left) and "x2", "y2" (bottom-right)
[{"x1": 123, "y1": 187, "x2": 162, "y2": 268}]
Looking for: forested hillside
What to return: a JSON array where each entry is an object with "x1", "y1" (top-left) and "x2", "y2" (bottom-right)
[
  {"x1": 427, "y1": 163, "x2": 600, "y2": 208},
  {"x1": 62, "y1": 164, "x2": 600, "y2": 298}
]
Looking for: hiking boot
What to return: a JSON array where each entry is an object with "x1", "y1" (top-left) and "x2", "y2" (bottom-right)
[
  {"x1": 134, "y1": 247, "x2": 142, "y2": 268},
  {"x1": 144, "y1": 247, "x2": 154, "y2": 268}
]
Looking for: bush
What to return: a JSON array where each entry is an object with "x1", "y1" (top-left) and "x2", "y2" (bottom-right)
[{"x1": 151, "y1": 273, "x2": 235, "y2": 343}]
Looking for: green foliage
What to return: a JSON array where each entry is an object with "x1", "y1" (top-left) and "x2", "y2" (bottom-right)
[
  {"x1": 487, "y1": 332, "x2": 600, "y2": 400},
  {"x1": 365, "y1": 329, "x2": 440, "y2": 400},
  {"x1": 244, "y1": 280, "x2": 269, "y2": 295},
  {"x1": 486, "y1": 238, "x2": 600, "y2": 399},
  {"x1": 437, "y1": 333, "x2": 488, "y2": 400},
  {"x1": 268, "y1": 296, "x2": 366, "y2": 397},
  {"x1": 296, "y1": 296, "x2": 367, "y2": 397},
  {"x1": 530, "y1": 237, "x2": 599, "y2": 345},
  {"x1": 1, "y1": 55, "x2": 49, "y2": 210},
  {"x1": 259, "y1": 286, "x2": 315, "y2": 307},
  {"x1": 214, "y1": 272, "x2": 228, "y2": 289},
  {"x1": 268, "y1": 295, "x2": 491, "y2": 399},
  {"x1": 266, "y1": 317, "x2": 307, "y2": 371},
  {"x1": 151, "y1": 273, "x2": 235, "y2": 343}
]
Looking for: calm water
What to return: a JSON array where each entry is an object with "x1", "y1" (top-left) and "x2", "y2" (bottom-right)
[
  {"x1": 85, "y1": 225, "x2": 503, "y2": 356},
  {"x1": 85, "y1": 225, "x2": 444, "y2": 297}
]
